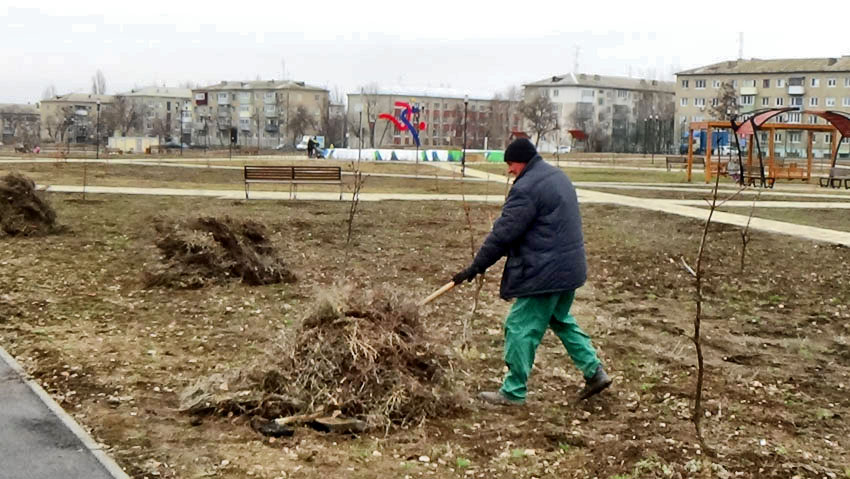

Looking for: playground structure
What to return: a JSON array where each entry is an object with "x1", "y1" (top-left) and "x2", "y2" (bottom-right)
[{"x1": 685, "y1": 109, "x2": 850, "y2": 185}]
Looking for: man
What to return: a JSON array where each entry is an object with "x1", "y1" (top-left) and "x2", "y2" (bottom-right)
[
  {"x1": 452, "y1": 138, "x2": 611, "y2": 406},
  {"x1": 306, "y1": 137, "x2": 315, "y2": 158}
]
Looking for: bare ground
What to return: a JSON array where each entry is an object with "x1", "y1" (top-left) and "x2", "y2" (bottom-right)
[{"x1": 1, "y1": 195, "x2": 849, "y2": 478}]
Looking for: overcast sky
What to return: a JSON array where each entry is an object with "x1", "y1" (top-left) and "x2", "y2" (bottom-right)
[{"x1": 3, "y1": 1, "x2": 849, "y2": 104}]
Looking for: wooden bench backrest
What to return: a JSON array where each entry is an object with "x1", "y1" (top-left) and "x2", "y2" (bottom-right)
[{"x1": 244, "y1": 165, "x2": 341, "y2": 181}]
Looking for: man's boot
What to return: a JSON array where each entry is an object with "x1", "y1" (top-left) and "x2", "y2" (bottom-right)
[
  {"x1": 478, "y1": 391, "x2": 525, "y2": 406},
  {"x1": 579, "y1": 364, "x2": 612, "y2": 400}
]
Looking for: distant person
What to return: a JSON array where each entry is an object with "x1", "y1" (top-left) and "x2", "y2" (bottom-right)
[
  {"x1": 307, "y1": 137, "x2": 316, "y2": 158},
  {"x1": 452, "y1": 138, "x2": 611, "y2": 406}
]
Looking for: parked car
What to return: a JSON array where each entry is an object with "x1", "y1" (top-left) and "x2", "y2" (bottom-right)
[{"x1": 556, "y1": 145, "x2": 572, "y2": 154}]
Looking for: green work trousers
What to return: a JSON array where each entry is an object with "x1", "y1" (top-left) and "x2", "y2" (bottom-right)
[{"x1": 499, "y1": 290, "x2": 600, "y2": 401}]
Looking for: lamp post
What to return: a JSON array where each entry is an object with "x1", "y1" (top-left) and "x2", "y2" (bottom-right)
[
  {"x1": 643, "y1": 117, "x2": 648, "y2": 156},
  {"x1": 95, "y1": 100, "x2": 101, "y2": 160},
  {"x1": 355, "y1": 103, "x2": 363, "y2": 165},
  {"x1": 462, "y1": 95, "x2": 469, "y2": 177},
  {"x1": 651, "y1": 114, "x2": 658, "y2": 164}
]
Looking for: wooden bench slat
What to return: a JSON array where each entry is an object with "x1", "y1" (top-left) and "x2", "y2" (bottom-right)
[{"x1": 244, "y1": 165, "x2": 343, "y2": 199}]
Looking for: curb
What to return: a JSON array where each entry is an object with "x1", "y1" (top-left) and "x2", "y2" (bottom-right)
[{"x1": 0, "y1": 345, "x2": 129, "y2": 479}]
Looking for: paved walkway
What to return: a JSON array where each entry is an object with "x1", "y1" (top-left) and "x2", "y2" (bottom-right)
[{"x1": 0, "y1": 347, "x2": 127, "y2": 478}]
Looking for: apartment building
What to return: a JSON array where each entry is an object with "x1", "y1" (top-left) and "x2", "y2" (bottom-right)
[
  {"x1": 346, "y1": 88, "x2": 522, "y2": 150},
  {"x1": 523, "y1": 73, "x2": 675, "y2": 152},
  {"x1": 676, "y1": 57, "x2": 850, "y2": 156},
  {"x1": 117, "y1": 87, "x2": 192, "y2": 142},
  {"x1": 39, "y1": 93, "x2": 114, "y2": 144},
  {"x1": 0, "y1": 103, "x2": 40, "y2": 147},
  {"x1": 192, "y1": 80, "x2": 329, "y2": 149}
]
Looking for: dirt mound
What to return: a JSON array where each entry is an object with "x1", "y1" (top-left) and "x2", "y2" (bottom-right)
[
  {"x1": 180, "y1": 287, "x2": 466, "y2": 429},
  {"x1": 146, "y1": 216, "x2": 296, "y2": 288},
  {"x1": 0, "y1": 172, "x2": 58, "y2": 237}
]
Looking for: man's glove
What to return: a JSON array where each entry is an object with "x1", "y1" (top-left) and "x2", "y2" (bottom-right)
[{"x1": 452, "y1": 266, "x2": 479, "y2": 284}]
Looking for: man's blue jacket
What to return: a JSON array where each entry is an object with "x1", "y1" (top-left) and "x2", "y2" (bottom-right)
[{"x1": 471, "y1": 155, "x2": 587, "y2": 299}]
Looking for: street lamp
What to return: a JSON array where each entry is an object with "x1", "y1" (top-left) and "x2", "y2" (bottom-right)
[
  {"x1": 462, "y1": 95, "x2": 469, "y2": 177},
  {"x1": 95, "y1": 100, "x2": 101, "y2": 160},
  {"x1": 643, "y1": 117, "x2": 648, "y2": 156},
  {"x1": 651, "y1": 114, "x2": 658, "y2": 164},
  {"x1": 355, "y1": 103, "x2": 363, "y2": 165}
]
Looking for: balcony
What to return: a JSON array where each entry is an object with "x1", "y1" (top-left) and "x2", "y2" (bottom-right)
[
  {"x1": 740, "y1": 86, "x2": 758, "y2": 96},
  {"x1": 788, "y1": 85, "x2": 805, "y2": 95}
]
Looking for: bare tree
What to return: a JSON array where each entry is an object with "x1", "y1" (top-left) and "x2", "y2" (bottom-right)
[
  {"x1": 55, "y1": 106, "x2": 77, "y2": 143},
  {"x1": 91, "y1": 70, "x2": 107, "y2": 95},
  {"x1": 710, "y1": 83, "x2": 738, "y2": 121},
  {"x1": 103, "y1": 96, "x2": 144, "y2": 137},
  {"x1": 41, "y1": 85, "x2": 57, "y2": 100},
  {"x1": 150, "y1": 118, "x2": 171, "y2": 146},
  {"x1": 521, "y1": 94, "x2": 558, "y2": 147},
  {"x1": 360, "y1": 83, "x2": 380, "y2": 147},
  {"x1": 288, "y1": 105, "x2": 315, "y2": 145}
]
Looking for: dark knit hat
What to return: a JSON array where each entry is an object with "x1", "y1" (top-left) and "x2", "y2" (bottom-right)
[{"x1": 504, "y1": 138, "x2": 537, "y2": 163}]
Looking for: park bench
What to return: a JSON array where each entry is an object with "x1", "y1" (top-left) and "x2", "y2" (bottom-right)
[
  {"x1": 742, "y1": 167, "x2": 775, "y2": 189},
  {"x1": 818, "y1": 167, "x2": 850, "y2": 189},
  {"x1": 666, "y1": 156, "x2": 705, "y2": 171},
  {"x1": 244, "y1": 165, "x2": 343, "y2": 200}
]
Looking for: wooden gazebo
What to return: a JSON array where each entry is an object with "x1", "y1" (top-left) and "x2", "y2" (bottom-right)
[{"x1": 686, "y1": 109, "x2": 844, "y2": 184}]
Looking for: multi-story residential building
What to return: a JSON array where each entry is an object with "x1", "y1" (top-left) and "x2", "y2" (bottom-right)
[
  {"x1": 191, "y1": 80, "x2": 328, "y2": 149},
  {"x1": 346, "y1": 88, "x2": 522, "y2": 150},
  {"x1": 0, "y1": 103, "x2": 40, "y2": 147},
  {"x1": 116, "y1": 87, "x2": 193, "y2": 143},
  {"x1": 39, "y1": 93, "x2": 114, "y2": 144},
  {"x1": 523, "y1": 73, "x2": 675, "y2": 153},
  {"x1": 676, "y1": 56, "x2": 850, "y2": 157}
]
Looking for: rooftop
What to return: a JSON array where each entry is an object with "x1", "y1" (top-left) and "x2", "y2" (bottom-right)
[
  {"x1": 0, "y1": 103, "x2": 39, "y2": 115},
  {"x1": 41, "y1": 93, "x2": 114, "y2": 104},
  {"x1": 119, "y1": 86, "x2": 192, "y2": 98},
  {"x1": 677, "y1": 56, "x2": 850, "y2": 76},
  {"x1": 524, "y1": 73, "x2": 675, "y2": 93},
  {"x1": 348, "y1": 86, "x2": 495, "y2": 102},
  {"x1": 197, "y1": 80, "x2": 327, "y2": 92}
]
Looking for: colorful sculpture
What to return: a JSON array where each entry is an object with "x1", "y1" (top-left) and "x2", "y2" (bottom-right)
[{"x1": 378, "y1": 101, "x2": 427, "y2": 147}]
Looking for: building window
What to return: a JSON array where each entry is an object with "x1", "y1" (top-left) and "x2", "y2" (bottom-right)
[
  {"x1": 846, "y1": 77, "x2": 850, "y2": 87},
  {"x1": 264, "y1": 104, "x2": 276, "y2": 113},
  {"x1": 826, "y1": 97, "x2": 836, "y2": 106},
  {"x1": 694, "y1": 98, "x2": 706, "y2": 107},
  {"x1": 828, "y1": 78, "x2": 837, "y2": 87},
  {"x1": 680, "y1": 97, "x2": 688, "y2": 106},
  {"x1": 732, "y1": 80, "x2": 738, "y2": 88},
  {"x1": 789, "y1": 77, "x2": 804, "y2": 86},
  {"x1": 743, "y1": 79, "x2": 756, "y2": 87},
  {"x1": 264, "y1": 92, "x2": 276, "y2": 103},
  {"x1": 238, "y1": 92, "x2": 251, "y2": 102},
  {"x1": 843, "y1": 97, "x2": 850, "y2": 107},
  {"x1": 811, "y1": 78, "x2": 819, "y2": 87},
  {"x1": 695, "y1": 80, "x2": 706, "y2": 89},
  {"x1": 809, "y1": 116, "x2": 819, "y2": 124},
  {"x1": 239, "y1": 118, "x2": 250, "y2": 130},
  {"x1": 239, "y1": 105, "x2": 251, "y2": 113},
  {"x1": 617, "y1": 89, "x2": 628, "y2": 98},
  {"x1": 788, "y1": 112, "x2": 801, "y2": 123},
  {"x1": 553, "y1": 89, "x2": 559, "y2": 97},
  {"x1": 712, "y1": 80, "x2": 721, "y2": 88},
  {"x1": 740, "y1": 95, "x2": 754, "y2": 105},
  {"x1": 774, "y1": 133, "x2": 782, "y2": 142},
  {"x1": 761, "y1": 97, "x2": 770, "y2": 106},
  {"x1": 790, "y1": 96, "x2": 802, "y2": 106},
  {"x1": 597, "y1": 97, "x2": 604, "y2": 106},
  {"x1": 776, "y1": 79, "x2": 784, "y2": 87},
  {"x1": 681, "y1": 80, "x2": 689, "y2": 88},
  {"x1": 711, "y1": 98, "x2": 719, "y2": 106},
  {"x1": 789, "y1": 132, "x2": 801, "y2": 143},
  {"x1": 581, "y1": 89, "x2": 594, "y2": 99},
  {"x1": 763, "y1": 79, "x2": 770, "y2": 88},
  {"x1": 826, "y1": 133, "x2": 833, "y2": 143},
  {"x1": 217, "y1": 93, "x2": 229, "y2": 104},
  {"x1": 809, "y1": 97, "x2": 818, "y2": 106}
]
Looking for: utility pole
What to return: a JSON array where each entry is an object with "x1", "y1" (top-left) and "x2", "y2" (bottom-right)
[{"x1": 462, "y1": 95, "x2": 469, "y2": 177}]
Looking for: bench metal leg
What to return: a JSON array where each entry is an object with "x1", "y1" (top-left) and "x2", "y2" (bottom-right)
[
  {"x1": 245, "y1": 182, "x2": 249, "y2": 200},
  {"x1": 289, "y1": 182, "x2": 293, "y2": 200}
]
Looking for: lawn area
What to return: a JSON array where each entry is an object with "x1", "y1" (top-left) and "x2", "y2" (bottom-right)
[
  {"x1": 469, "y1": 162, "x2": 693, "y2": 183},
  {"x1": 2, "y1": 194, "x2": 849, "y2": 478},
  {"x1": 719, "y1": 207, "x2": 850, "y2": 232},
  {"x1": 0, "y1": 162, "x2": 500, "y2": 195}
]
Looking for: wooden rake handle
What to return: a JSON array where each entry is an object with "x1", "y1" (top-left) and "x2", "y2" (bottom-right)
[{"x1": 419, "y1": 281, "x2": 456, "y2": 307}]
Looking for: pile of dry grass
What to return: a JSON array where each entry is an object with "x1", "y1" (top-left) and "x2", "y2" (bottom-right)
[
  {"x1": 0, "y1": 172, "x2": 58, "y2": 237},
  {"x1": 180, "y1": 286, "x2": 466, "y2": 430},
  {"x1": 146, "y1": 216, "x2": 296, "y2": 288}
]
